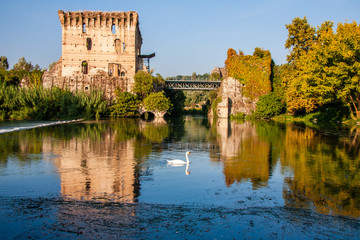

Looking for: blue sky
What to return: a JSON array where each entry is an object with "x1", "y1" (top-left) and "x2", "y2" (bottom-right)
[{"x1": 0, "y1": 0, "x2": 359, "y2": 77}]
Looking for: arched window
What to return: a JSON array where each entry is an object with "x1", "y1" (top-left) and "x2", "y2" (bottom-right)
[
  {"x1": 129, "y1": 14, "x2": 133, "y2": 28},
  {"x1": 114, "y1": 39, "x2": 121, "y2": 53},
  {"x1": 82, "y1": 61, "x2": 88, "y2": 74},
  {"x1": 111, "y1": 24, "x2": 116, "y2": 34},
  {"x1": 86, "y1": 38, "x2": 92, "y2": 50},
  {"x1": 82, "y1": 23, "x2": 86, "y2": 33}
]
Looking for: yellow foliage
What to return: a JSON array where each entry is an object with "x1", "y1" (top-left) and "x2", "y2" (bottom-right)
[{"x1": 225, "y1": 48, "x2": 272, "y2": 100}]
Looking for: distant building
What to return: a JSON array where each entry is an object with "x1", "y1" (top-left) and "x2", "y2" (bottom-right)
[{"x1": 43, "y1": 10, "x2": 147, "y2": 100}]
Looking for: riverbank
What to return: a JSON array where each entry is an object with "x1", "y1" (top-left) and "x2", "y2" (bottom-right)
[{"x1": 1, "y1": 197, "x2": 359, "y2": 239}]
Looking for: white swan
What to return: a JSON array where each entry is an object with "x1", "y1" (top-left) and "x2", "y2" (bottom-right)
[{"x1": 167, "y1": 151, "x2": 191, "y2": 165}]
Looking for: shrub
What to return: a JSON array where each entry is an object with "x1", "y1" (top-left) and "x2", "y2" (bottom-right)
[
  {"x1": 231, "y1": 112, "x2": 246, "y2": 120},
  {"x1": 255, "y1": 92, "x2": 286, "y2": 119}
]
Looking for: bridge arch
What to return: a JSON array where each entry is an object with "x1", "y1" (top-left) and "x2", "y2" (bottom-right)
[{"x1": 139, "y1": 107, "x2": 166, "y2": 119}]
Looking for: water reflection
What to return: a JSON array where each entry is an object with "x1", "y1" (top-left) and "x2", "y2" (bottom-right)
[
  {"x1": 1, "y1": 117, "x2": 360, "y2": 219},
  {"x1": 48, "y1": 119, "x2": 170, "y2": 202},
  {"x1": 210, "y1": 119, "x2": 360, "y2": 218},
  {"x1": 185, "y1": 162, "x2": 190, "y2": 175},
  {"x1": 211, "y1": 118, "x2": 273, "y2": 189},
  {"x1": 279, "y1": 124, "x2": 360, "y2": 218}
]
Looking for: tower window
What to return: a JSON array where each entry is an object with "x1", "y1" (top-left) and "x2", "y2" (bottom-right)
[
  {"x1": 111, "y1": 24, "x2": 116, "y2": 34},
  {"x1": 82, "y1": 23, "x2": 86, "y2": 33},
  {"x1": 82, "y1": 61, "x2": 88, "y2": 74},
  {"x1": 115, "y1": 39, "x2": 121, "y2": 53},
  {"x1": 86, "y1": 38, "x2": 92, "y2": 50}
]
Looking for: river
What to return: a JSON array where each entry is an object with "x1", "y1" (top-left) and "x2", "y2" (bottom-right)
[{"x1": 0, "y1": 117, "x2": 359, "y2": 239}]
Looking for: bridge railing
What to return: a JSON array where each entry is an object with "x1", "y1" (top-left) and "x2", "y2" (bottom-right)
[
  {"x1": 164, "y1": 80, "x2": 222, "y2": 90},
  {"x1": 165, "y1": 78, "x2": 221, "y2": 81}
]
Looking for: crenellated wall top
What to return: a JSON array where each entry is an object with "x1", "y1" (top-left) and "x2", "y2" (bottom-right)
[{"x1": 58, "y1": 10, "x2": 139, "y2": 28}]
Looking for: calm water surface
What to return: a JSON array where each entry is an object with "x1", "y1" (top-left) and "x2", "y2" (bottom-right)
[{"x1": 0, "y1": 117, "x2": 359, "y2": 239}]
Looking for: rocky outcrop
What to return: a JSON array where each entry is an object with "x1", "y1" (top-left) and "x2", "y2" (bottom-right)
[
  {"x1": 211, "y1": 77, "x2": 258, "y2": 118},
  {"x1": 211, "y1": 67, "x2": 227, "y2": 79}
]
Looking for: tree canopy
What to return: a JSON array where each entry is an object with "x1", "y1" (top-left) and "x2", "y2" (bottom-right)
[
  {"x1": 110, "y1": 91, "x2": 140, "y2": 118},
  {"x1": 133, "y1": 71, "x2": 154, "y2": 100},
  {"x1": 283, "y1": 18, "x2": 360, "y2": 119},
  {"x1": 0, "y1": 56, "x2": 9, "y2": 70},
  {"x1": 143, "y1": 91, "x2": 172, "y2": 112},
  {"x1": 13, "y1": 57, "x2": 34, "y2": 71}
]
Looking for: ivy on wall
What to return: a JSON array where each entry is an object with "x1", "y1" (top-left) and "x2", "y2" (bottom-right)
[{"x1": 225, "y1": 48, "x2": 272, "y2": 100}]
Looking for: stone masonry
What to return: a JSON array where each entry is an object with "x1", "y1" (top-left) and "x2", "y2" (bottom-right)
[
  {"x1": 213, "y1": 77, "x2": 257, "y2": 118},
  {"x1": 42, "y1": 10, "x2": 144, "y2": 101}
]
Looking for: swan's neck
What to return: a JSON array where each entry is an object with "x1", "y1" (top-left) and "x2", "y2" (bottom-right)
[
  {"x1": 186, "y1": 153, "x2": 190, "y2": 163},
  {"x1": 185, "y1": 163, "x2": 190, "y2": 175}
]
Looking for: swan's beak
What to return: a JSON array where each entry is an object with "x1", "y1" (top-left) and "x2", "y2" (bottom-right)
[{"x1": 189, "y1": 152, "x2": 191, "y2": 155}]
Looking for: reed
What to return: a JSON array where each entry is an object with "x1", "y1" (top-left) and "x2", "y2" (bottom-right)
[{"x1": 0, "y1": 83, "x2": 108, "y2": 120}]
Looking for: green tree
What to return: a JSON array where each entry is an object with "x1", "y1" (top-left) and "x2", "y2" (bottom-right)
[
  {"x1": 255, "y1": 92, "x2": 286, "y2": 118},
  {"x1": 285, "y1": 17, "x2": 316, "y2": 64},
  {"x1": 165, "y1": 89, "x2": 186, "y2": 116},
  {"x1": 48, "y1": 61, "x2": 57, "y2": 71},
  {"x1": 133, "y1": 70, "x2": 154, "y2": 99},
  {"x1": 110, "y1": 91, "x2": 140, "y2": 118},
  {"x1": 283, "y1": 17, "x2": 321, "y2": 114},
  {"x1": 29, "y1": 69, "x2": 44, "y2": 86},
  {"x1": 33, "y1": 64, "x2": 41, "y2": 70},
  {"x1": 0, "y1": 56, "x2": 9, "y2": 70},
  {"x1": 191, "y1": 72, "x2": 197, "y2": 80},
  {"x1": 13, "y1": 57, "x2": 33, "y2": 71},
  {"x1": 0, "y1": 69, "x2": 19, "y2": 86},
  {"x1": 153, "y1": 73, "x2": 165, "y2": 91},
  {"x1": 143, "y1": 91, "x2": 172, "y2": 112}
]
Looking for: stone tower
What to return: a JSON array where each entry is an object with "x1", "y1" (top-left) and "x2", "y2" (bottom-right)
[{"x1": 43, "y1": 10, "x2": 145, "y2": 99}]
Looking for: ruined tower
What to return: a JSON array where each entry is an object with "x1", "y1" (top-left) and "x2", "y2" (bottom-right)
[{"x1": 43, "y1": 10, "x2": 145, "y2": 99}]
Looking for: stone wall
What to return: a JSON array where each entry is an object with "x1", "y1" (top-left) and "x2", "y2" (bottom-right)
[
  {"x1": 214, "y1": 77, "x2": 258, "y2": 118},
  {"x1": 43, "y1": 10, "x2": 145, "y2": 100},
  {"x1": 58, "y1": 10, "x2": 143, "y2": 79},
  {"x1": 43, "y1": 71, "x2": 129, "y2": 101}
]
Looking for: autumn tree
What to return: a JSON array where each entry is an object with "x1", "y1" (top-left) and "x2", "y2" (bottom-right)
[
  {"x1": 299, "y1": 21, "x2": 360, "y2": 119},
  {"x1": 283, "y1": 17, "x2": 360, "y2": 119},
  {"x1": 285, "y1": 17, "x2": 316, "y2": 64}
]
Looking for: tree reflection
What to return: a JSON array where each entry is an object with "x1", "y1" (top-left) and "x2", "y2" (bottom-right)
[
  {"x1": 211, "y1": 119, "x2": 274, "y2": 189},
  {"x1": 211, "y1": 119, "x2": 360, "y2": 218},
  {"x1": 281, "y1": 124, "x2": 360, "y2": 218}
]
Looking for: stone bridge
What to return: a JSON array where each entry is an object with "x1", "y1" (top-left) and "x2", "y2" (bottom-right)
[{"x1": 138, "y1": 107, "x2": 166, "y2": 119}]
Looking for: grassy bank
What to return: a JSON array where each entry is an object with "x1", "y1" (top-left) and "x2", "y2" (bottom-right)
[{"x1": 0, "y1": 84, "x2": 108, "y2": 121}]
